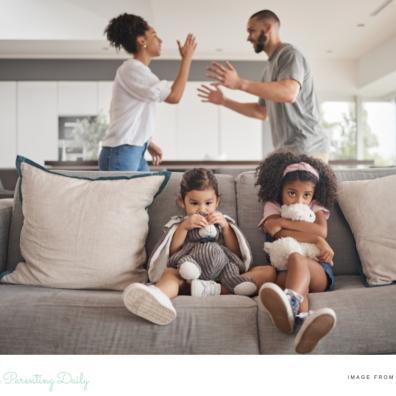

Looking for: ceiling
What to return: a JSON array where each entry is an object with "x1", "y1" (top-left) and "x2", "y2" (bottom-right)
[{"x1": 1, "y1": 0, "x2": 396, "y2": 61}]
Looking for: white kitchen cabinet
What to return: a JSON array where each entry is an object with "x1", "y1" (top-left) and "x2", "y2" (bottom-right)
[
  {"x1": 155, "y1": 103, "x2": 178, "y2": 159},
  {"x1": 17, "y1": 82, "x2": 58, "y2": 165},
  {"x1": 0, "y1": 82, "x2": 17, "y2": 168},
  {"x1": 58, "y1": 82, "x2": 98, "y2": 115},
  {"x1": 219, "y1": 88, "x2": 263, "y2": 160},
  {"x1": 97, "y1": 81, "x2": 113, "y2": 118},
  {"x1": 176, "y1": 82, "x2": 219, "y2": 160}
]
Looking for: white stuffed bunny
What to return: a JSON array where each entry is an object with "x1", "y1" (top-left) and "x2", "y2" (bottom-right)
[{"x1": 264, "y1": 203, "x2": 320, "y2": 271}]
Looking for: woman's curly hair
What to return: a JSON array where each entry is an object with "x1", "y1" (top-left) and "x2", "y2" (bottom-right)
[
  {"x1": 104, "y1": 13, "x2": 149, "y2": 54},
  {"x1": 255, "y1": 150, "x2": 337, "y2": 209}
]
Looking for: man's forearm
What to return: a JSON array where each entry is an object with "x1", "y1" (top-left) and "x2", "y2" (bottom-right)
[
  {"x1": 239, "y1": 79, "x2": 299, "y2": 103},
  {"x1": 222, "y1": 99, "x2": 267, "y2": 120}
]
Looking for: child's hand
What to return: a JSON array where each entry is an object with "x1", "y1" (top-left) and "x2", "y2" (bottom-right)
[
  {"x1": 207, "y1": 211, "x2": 228, "y2": 229},
  {"x1": 263, "y1": 218, "x2": 283, "y2": 237},
  {"x1": 316, "y1": 237, "x2": 334, "y2": 265},
  {"x1": 182, "y1": 214, "x2": 208, "y2": 230}
]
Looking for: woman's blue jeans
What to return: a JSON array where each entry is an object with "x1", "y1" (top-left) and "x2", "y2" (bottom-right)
[{"x1": 98, "y1": 144, "x2": 149, "y2": 171}]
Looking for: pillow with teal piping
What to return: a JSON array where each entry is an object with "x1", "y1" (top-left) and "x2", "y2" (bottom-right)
[{"x1": 0, "y1": 156, "x2": 169, "y2": 290}]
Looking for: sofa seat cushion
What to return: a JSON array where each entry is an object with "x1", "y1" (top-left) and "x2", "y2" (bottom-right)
[
  {"x1": 258, "y1": 276, "x2": 396, "y2": 354},
  {"x1": 0, "y1": 285, "x2": 259, "y2": 354}
]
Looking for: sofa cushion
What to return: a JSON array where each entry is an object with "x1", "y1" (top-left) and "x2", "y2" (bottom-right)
[
  {"x1": 0, "y1": 284, "x2": 259, "y2": 354},
  {"x1": 235, "y1": 172, "x2": 269, "y2": 266},
  {"x1": 258, "y1": 279, "x2": 396, "y2": 354},
  {"x1": 337, "y1": 174, "x2": 396, "y2": 286},
  {"x1": 1, "y1": 156, "x2": 169, "y2": 290},
  {"x1": 0, "y1": 199, "x2": 13, "y2": 273}
]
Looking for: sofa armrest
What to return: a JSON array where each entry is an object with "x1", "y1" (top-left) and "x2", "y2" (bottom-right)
[{"x1": 0, "y1": 199, "x2": 13, "y2": 273}]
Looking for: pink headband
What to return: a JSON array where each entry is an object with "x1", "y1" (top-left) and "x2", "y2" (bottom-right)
[{"x1": 282, "y1": 162, "x2": 319, "y2": 180}]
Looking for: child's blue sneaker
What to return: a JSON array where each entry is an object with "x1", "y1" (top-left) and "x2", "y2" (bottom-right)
[{"x1": 259, "y1": 282, "x2": 301, "y2": 334}]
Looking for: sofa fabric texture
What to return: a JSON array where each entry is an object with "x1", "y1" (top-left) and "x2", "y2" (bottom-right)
[{"x1": 1, "y1": 166, "x2": 396, "y2": 354}]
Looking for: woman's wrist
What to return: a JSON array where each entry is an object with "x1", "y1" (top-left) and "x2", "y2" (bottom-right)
[{"x1": 180, "y1": 55, "x2": 193, "y2": 64}]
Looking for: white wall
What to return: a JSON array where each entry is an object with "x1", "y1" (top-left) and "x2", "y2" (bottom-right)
[
  {"x1": 311, "y1": 58, "x2": 358, "y2": 100},
  {"x1": 17, "y1": 82, "x2": 58, "y2": 164},
  {"x1": 357, "y1": 33, "x2": 396, "y2": 98},
  {"x1": 0, "y1": 82, "x2": 17, "y2": 168}
]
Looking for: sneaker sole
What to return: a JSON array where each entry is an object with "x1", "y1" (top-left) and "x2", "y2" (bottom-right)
[
  {"x1": 123, "y1": 285, "x2": 176, "y2": 326},
  {"x1": 295, "y1": 309, "x2": 336, "y2": 354},
  {"x1": 259, "y1": 284, "x2": 294, "y2": 334}
]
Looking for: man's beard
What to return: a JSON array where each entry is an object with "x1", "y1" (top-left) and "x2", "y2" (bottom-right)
[{"x1": 254, "y1": 31, "x2": 266, "y2": 53}]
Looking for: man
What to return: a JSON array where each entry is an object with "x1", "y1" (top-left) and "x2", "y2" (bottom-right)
[{"x1": 198, "y1": 9, "x2": 328, "y2": 161}]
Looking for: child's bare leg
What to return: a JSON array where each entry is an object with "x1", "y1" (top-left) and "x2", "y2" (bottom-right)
[
  {"x1": 221, "y1": 265, "x2": 276, "y2": 295},
  {"x1": 285, "y1": 253, "x2": 328, "y2": 312},
  {"x1": 243, "y1": 265, "x2": 276, "y2": 289},
  {"x1": 156, "y1": 267, "x2": 186, "y2": 299}
]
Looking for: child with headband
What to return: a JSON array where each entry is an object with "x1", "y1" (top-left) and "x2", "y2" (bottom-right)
[{"x1": 255, "y1": 150, "x2": 338, "y2": 353}]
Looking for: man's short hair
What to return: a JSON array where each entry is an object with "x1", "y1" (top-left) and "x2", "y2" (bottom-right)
[{"x1": 250, "y1": 9, "x2": 280, "y2": 26}]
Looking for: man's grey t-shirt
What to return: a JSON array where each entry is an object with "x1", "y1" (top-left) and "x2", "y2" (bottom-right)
[{"x1": 258, "y1": 43, "x2": 328, "y2": 155}]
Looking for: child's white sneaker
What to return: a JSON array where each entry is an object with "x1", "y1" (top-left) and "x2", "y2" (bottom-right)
[
  {"x1": 191, "y1": 279, "x2": 221, "y2": 297},
  {"x1": 294, "y1": 308, "x2": 336, "y2": 354},
  {"x1": 123, "y1": 283, "x2": 176, "y2": 325}
]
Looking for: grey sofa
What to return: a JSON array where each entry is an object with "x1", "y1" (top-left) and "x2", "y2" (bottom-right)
[{"x1": 1, "y1": 167, "x2": 396, "y2": 354}]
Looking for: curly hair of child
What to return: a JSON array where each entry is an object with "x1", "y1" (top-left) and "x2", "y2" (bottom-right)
[{"x1": 255, "y1": 150, "x2": 338, "y2": 209}]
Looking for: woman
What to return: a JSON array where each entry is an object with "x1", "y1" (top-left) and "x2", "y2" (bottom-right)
[{"x1": 99, "y1": 13, "x2": 197, "y2": 171}]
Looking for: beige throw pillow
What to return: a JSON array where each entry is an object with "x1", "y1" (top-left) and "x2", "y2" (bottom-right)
[
  {"x1": 337, "y1": 175, "x2": 396, "y2": 286},
  {"x1": 1, "y1": 159, "x2": 169, "y2": 290}
]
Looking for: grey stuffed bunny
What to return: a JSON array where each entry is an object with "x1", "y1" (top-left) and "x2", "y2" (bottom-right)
[{"x1": 168, "y1": 216, "x2": 257, "y2": 295}]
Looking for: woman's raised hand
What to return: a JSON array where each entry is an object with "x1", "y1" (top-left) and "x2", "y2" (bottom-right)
[
  {"x1": 197, "y1": 83, "x2": 225, "y2": 105},
  {"x1": 177, "y1": 33, "x2": 197, "y2": 60}
]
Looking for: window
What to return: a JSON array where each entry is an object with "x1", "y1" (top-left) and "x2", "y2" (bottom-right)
[
  {"x1": 321, "y1": 99, "x2": 396, "y2": 166},
  {"x1": 362, "y1": 100, "x2": 396, "y2": 166},
  {"x1": 320, "y1": 101, "x2": 356, "y2": 160}
]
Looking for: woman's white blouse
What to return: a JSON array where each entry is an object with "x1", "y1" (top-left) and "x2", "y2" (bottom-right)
[{"x1": 101, "y1": 59, "x2": 172, "y2": 147}]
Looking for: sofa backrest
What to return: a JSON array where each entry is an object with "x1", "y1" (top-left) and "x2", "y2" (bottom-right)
[{"x1": 6, "y1": 167, "x2": 396, "y2": 277}]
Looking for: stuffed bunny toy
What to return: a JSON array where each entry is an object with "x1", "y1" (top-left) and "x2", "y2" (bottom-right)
[{"x1": 166, "y1": 214, "x2": 257, "y2": 295}]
